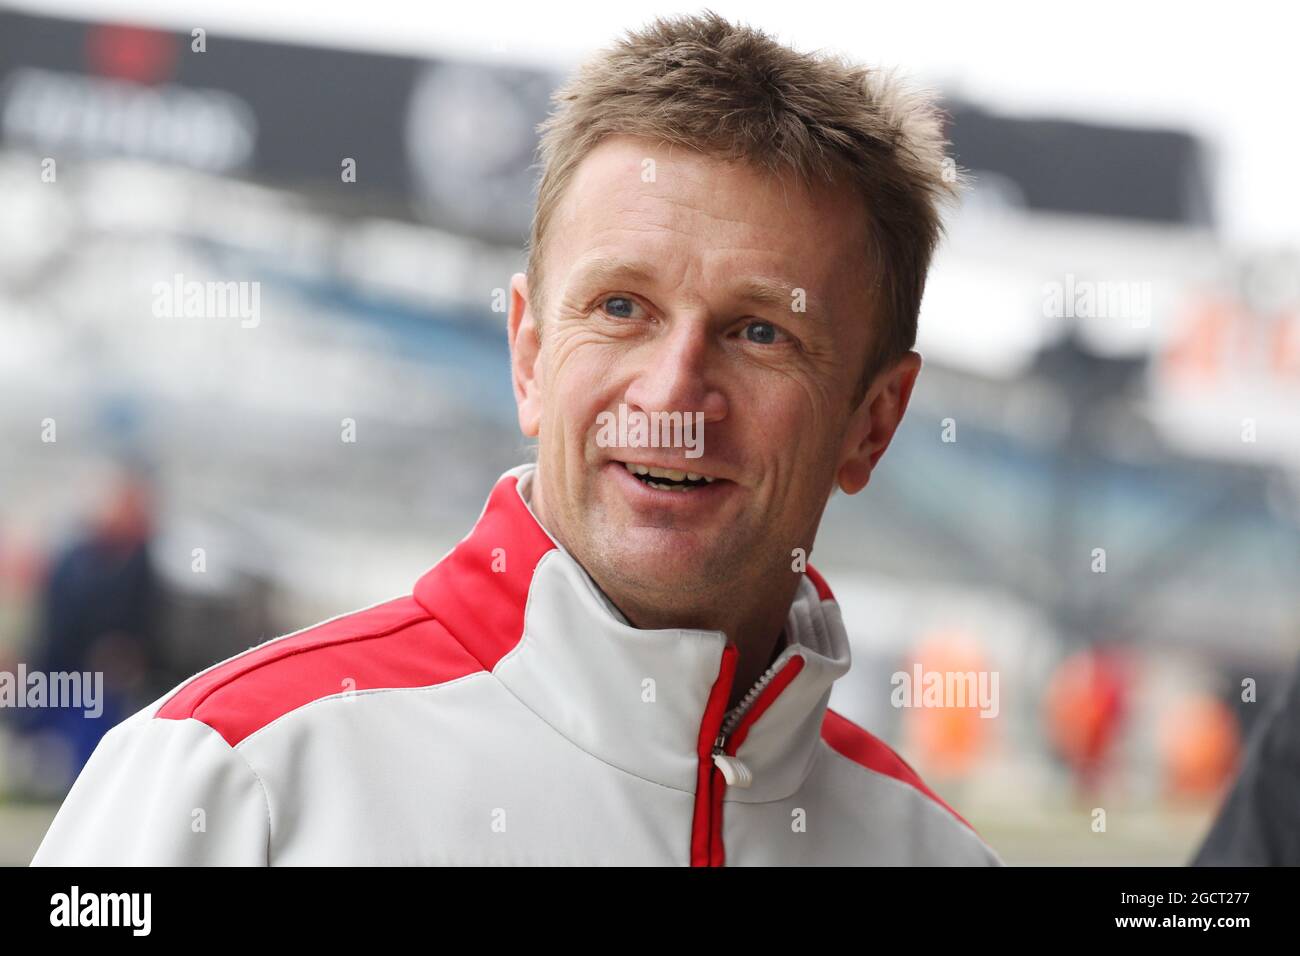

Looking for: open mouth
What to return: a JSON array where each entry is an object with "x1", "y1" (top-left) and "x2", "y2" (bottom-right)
[{"x1": 620, "y1": 461, "x2": 717, "y2": 492}]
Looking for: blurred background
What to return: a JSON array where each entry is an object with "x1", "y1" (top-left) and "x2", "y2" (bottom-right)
[{"x1": 1, "y1": 0, "x2": 1297, "y2": 865}]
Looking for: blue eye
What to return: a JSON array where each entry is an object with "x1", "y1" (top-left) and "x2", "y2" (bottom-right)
[
  {"x1": 743, "y1": 321, "x2": 780, "y2": 345},
  {"x1": 602, "y1": 296, "x2": 640, "y2": 319}
]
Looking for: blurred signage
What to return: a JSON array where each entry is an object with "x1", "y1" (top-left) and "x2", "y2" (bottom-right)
[
  {"x1": 1149, "y1": 250, "x2": 1300, "y2": 465},
  {"x1": 0, "y1": 9, "x2": 555, "y2": 244},
  {"x1": 945, "y1": 100, "x2": 1215, "y2": 228}
]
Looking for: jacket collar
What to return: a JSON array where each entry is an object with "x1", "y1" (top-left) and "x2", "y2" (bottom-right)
[{"x1": 412, "y1": 463, "x2": 852, "y2": 801}]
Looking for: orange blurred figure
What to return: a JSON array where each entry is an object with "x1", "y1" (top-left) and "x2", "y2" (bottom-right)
[
  {"x1": 1159, "y1": 694, "x2": 1240, "y2": 797},
  {"x1": 903, "y1": 630, "x2": 992, "y2": 779},
  {"x1": 1044, "y1": 646, "x2": 1130, "y2": 794}
]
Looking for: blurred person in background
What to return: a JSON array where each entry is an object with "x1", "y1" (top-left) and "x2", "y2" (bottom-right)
[
  {"x1": 5, "y1": 458, "x2": 164, "y2": 792},
  {"x1": 1043, "y1": 644, "x2": 1132, "y2": 799}
]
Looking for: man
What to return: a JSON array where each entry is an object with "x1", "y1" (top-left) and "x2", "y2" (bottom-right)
[
  {"x1": 11, "y1": 461, "x2": 162, "y2": 788},
  {"x1": 32, "y1": 12, "x2": 1001, "y2": 866}
]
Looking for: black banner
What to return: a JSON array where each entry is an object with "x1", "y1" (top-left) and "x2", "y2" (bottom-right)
[{"x1": 0, "y1": 9, "x2": 557, "y2": 243}]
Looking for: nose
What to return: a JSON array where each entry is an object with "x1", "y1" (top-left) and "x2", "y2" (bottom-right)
[{"x1": 622, "y1": 321, "x2": 728, "y2": 425}]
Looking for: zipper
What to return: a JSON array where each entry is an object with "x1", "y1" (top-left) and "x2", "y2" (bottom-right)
[
  {"x1": 693, "y1": 643, "x2": 802, "y2": 866},
  {"x1": 709, "y1": 653, "x2": 788, "y2": 787}
]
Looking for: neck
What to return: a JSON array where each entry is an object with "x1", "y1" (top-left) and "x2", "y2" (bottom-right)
[
  {"x1": 527, "y1": 464, "x2": 799, "y2": 712},
  {"x1": 612, "y1": 580, "x2": 795, "y2": 713}
]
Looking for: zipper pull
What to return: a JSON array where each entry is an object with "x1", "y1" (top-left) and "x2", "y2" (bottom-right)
[{"x1": 712, "y1": 751, "x2": 753, "y2": 788}]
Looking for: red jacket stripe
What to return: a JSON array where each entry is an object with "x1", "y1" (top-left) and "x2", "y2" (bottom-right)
[
  {"x1": 821, "y1": 707, "x2": 977, "y2": 832},
  {"x1": 804, "y1": 564, "x2": 834, "y2": 601},
  {"x1": 156, "y1": 597, "x2": 482, "y2": 746},
  {"x1": 412, "y1": 476, "x2": 557, "y2": 668},
  {"x1": 157, "y1": 476, "x2": 556, "y2": 747}
]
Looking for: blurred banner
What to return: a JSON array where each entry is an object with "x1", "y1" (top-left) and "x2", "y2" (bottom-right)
[{"x1": 0, "y1": 8, "x2": 554, "y2": 241}]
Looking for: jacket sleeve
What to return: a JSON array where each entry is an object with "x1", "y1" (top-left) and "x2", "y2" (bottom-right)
[{"x1": 30, "y1": 708, "x2": 271, "y2": 866}]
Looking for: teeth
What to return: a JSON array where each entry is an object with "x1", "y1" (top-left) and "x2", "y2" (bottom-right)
[
  {"x1": 622, "y1": 462, "x2": 716, "y2": 484},
  {"x1": 647, "y1": 480, "x2": 687, "y2": 492}
]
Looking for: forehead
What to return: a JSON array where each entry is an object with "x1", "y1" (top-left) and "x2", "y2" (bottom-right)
[{"x1": 547, "y1": 135, "x2": 869, "y2": 302}]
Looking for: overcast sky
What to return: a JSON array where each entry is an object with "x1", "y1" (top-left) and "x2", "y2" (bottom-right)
[{"x1": 11, "y1": 0, "x2": 1299, "y2": 246}]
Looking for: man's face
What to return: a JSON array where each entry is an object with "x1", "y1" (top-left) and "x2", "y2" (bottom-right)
[{"x1": 508, "y1": 134, "x2": 919, "y2": 618}]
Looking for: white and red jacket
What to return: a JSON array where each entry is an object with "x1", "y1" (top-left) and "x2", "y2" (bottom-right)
[{"x1": 32, "y1": 463, "x2": 1002, "y2": 866}]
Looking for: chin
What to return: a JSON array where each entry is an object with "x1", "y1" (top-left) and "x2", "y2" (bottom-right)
[{"x1": 595, "y1": 531, "x2": 724, "y2": 591}]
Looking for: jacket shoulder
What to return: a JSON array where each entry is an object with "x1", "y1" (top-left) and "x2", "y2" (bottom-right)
[
  {"x1": 820, "y1": 706, "x2": 978, "y2": 834},
  {"x1": 154, "y1": 593, "x2": 482, "y2": 746}
]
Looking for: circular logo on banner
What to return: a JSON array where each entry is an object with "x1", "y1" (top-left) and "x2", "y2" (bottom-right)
[{"x1": 404, "y1": 61, "x2": 550, "y2": 243}]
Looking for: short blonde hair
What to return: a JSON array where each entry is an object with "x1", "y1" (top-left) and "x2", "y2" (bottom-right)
[{"x1": 526, "y1": 9, "x2": 960, "y2": 401}]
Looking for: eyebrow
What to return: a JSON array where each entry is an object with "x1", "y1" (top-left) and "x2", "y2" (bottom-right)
[{"x1": 563, "y1": 255, "x2": 825, "y2": 319}]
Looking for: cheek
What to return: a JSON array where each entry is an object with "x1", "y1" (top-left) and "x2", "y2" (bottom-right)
[
  {"x1": 749, "y1": 377, "x2": 830, "y2": 448},
  {"x1": 545, "y1": 342, "x2": 621, "y2": 452},
  {"x1": 742, "y1": 378, "x2": 847, "y2": 493}
]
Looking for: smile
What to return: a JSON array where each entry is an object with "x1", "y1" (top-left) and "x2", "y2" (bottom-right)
[{"x1": 620, "y1": 461, "x2": 717, "y2": 491}]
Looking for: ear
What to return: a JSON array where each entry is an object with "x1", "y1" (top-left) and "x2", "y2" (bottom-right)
[
  {"x1": 507, "y1": 272, "x2": 544, "y2": 438},
  {"x1": 835, "y1": 350, "x2": 922, "y2": 495}
]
